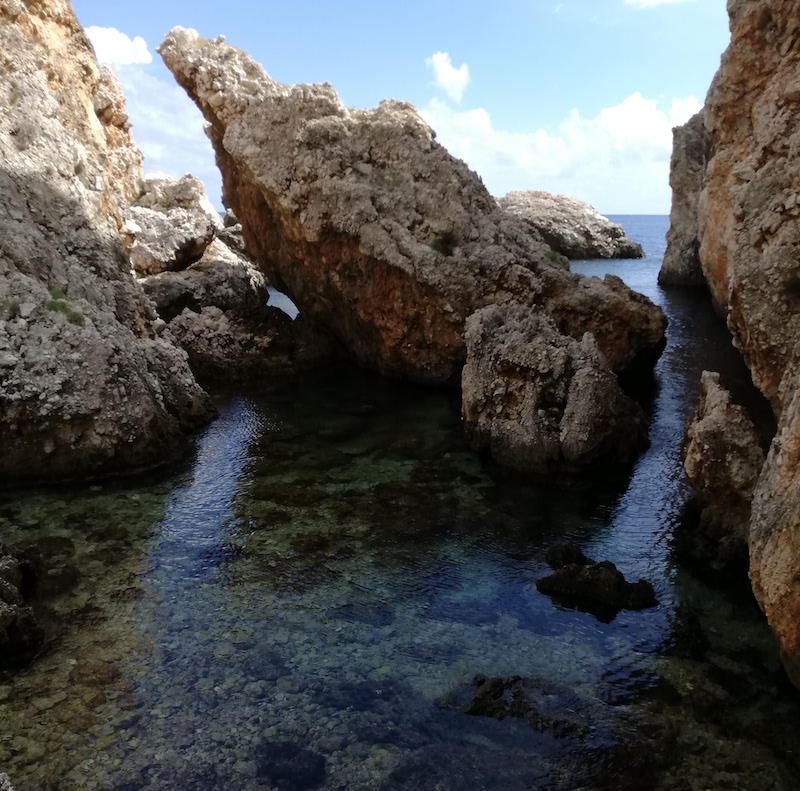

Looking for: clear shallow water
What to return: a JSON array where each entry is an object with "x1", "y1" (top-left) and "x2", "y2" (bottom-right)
[{"x1": 2, "y1": 216, "x2": 800, "y2": 790}]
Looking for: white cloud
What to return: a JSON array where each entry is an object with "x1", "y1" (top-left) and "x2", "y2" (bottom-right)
[
  {"x1": 86, "y1": 26, "x2": 153, "y2": 66},
  {"x1": 625, "y1": 0, "x2": 690, "y2": 6},
  {"x1": 425, "y1": 52, "x2": 470, "y2": 104},
  {"x1": 420, "y1": 92, "x2": 702, "y2": 213}
]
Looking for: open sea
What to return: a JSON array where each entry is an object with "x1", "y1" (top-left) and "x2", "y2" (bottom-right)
[{"x1": 2, "y1": 215, "x2": 798, "y2": 790}]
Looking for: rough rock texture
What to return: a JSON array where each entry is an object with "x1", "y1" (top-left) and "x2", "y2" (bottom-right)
[
  {"x1": 141, "y1": 238, "x2": 268, "y2": 322},
  {"x1": 659, "y1": 111, "x2": 706, "y2": 286},
  {"x1": 665, "y1": 1, "x2": 800, "y2": 686},
  {"x1": 0, "y1": 0, "x2": 212, "y2": 481},
  {"x1": 0, "y1": 543, "x2": 44, "y2": 668},
  {"x1": 0, "y1": 773, "x2": 13, "y2": 791},
  {"x1": 682, "y1": 372, "x2": 766, "y2": 567},
  {"x1": 462, "y1": 303, "x2": 647, "y2": 472},
  {"x1": 750, "y1": 362, "x2": 800, "y2": 688},
  {"x1": 498, "y1": 191, "x2": 644, "y2": 260},
  {"x1": 694, "y1": 3, "x2": 800, "y2": 406},
  {"x1": 159, "y1": 28, "x2": 665, "y2": 386},
  {"x1": 125, "y1": 174, "x2": 221, "y2": 274}
]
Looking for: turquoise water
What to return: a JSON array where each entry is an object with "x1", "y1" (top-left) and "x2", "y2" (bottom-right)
[{"x1": 2, "y1": 217, "x2": 799, "y2": 790}]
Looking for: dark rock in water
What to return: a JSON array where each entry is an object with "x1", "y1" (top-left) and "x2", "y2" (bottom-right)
[
  {"x1": 545, "y1": 542, "x2": 589, "y2": 569},
  {"x1": 0, "y1": 543, "x2": 46, "y2": 668},
  {"x1": 537, "y1": 552, "x2": 657, "y2": 612},
  {"x1": 254, "y1": 740, "x2": 326, "y2": 791}
]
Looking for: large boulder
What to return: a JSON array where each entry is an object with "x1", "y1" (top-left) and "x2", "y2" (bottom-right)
[
  {"x1": 0, "y1": 0, "x2": 212, "y2": 481},
  {"x1": 659, "y1": 111, "x2": 706, "y2": 286},
  {"x1": 125, "y1": 174, "x2": 222, "y2": 274},
  {"x1": 0, "y1": 543, "x2": 44, "y2": 668},
  {"x1": 682, "y1": 372, "x2": 766, "y2": 567},
  {"x1": 498, "y1": 191, "x2": 644, "y2": 260},
  {"x1": 462, "y1": 303, "x2": 647, "y2": 472},
  {"x1": 158, "y1": 28, "x2": 665, "y2": 386}
]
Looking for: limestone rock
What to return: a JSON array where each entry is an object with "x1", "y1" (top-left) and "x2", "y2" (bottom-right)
[
  {"x1": 461, "y1": 303, "x2": 647, "y2": 473},
  {"x1": 159, "y1": 28, "x2": 665, "y2": 385},
  {"x1": 0, "y1": 543, "x2": 44, "y2": 668},
  {"x1": 0, "y1": 0, "x2": 212, "y2": 481},
  {"x1": 695, "y1": 2, "x2": 800, "y2": 406},
  {"x1": 659, "y1": 111, "x2": 706, "y2": 286},
  {"x1": 0, "y1": 773, "x2": 13, "y2": 791},
  {"x1": 141, "y1": 238, "x2": 268, "y2": 321},
  {"x1": 125, "y1": 174, "x2": 222, "y2": 274},
  {"x1": 682, "y1": 371, "x2": 766, "y2": 567},
  {"x1": 750, "y1": 359, "x2": 800, "y2": 688},
  {"x1": 498, "y1": 191, "x2": 644, "y2": 260}
]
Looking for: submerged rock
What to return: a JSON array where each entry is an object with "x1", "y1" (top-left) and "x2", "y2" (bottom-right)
[
  {"x1": 253, "y1": 740, "x2": 326, "y2": 790},
  {"x1": 682, "y1": 371, "x2": 765, "y2": 568},
  {"x1": 498, "y1": 190, "x2": 644, "y2": 260},
  {"x1": 158, "y1": 28, "x2": 665, "y2": 386},
  {"x1": 659, "y1": 111, "x2": 706, "y2": 286},
  {"x1": 0, "y1": 0, "x2": 212, "y2": 481},
  {"x1": 537, "y1": 543, "x2": 657, "y2": 612},
  {"x1": 462, "y1": 303, "x2": 647, "y2": 472},
  {"x1": 125, "y1": 174, "x2": 221, "y2": 275}
]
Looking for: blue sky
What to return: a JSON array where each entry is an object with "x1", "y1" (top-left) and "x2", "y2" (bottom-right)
[{"x1": 72, "y1": 0, "x2": 730, "y2": 214}]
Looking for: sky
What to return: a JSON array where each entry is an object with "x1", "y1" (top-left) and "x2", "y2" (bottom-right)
[{"x1": 72, "y1": 0, "x2": 731, "y2": 214}]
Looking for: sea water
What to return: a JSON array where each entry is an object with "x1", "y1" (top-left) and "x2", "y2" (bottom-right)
[{"x1": 1, "y1": 217, "x2": 798, "y2": 790}]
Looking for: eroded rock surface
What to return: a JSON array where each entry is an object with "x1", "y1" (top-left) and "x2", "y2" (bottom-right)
[
  {"x1": 0, "y1": 0, "x2": 212, "y2": 481},
  {"x1": 498, "y1": 191, "x2": 644, "y2": 260},
  {"x1": 462, "y1": 303, "x2": 647, "y2": 472},
  {"x1": 659, "y1": 111, "x2": 706, "y2": 286},
  {"x1": 159, "y1": 28, "x2": 665, "y2": 386},
  {"x1": 665, "y1": 1, "x2": 800, "y2": 685},
  {"x1": 682, "y1": 372, "x2": 765, "y2": 567},
  {"x1": 125, "y1": 174, "x2": 221, "y2": 274}
]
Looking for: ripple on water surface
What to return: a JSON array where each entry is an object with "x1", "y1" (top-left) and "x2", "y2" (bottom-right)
[{"x1": 1, "y1": 217, "x2": 798, "y2": 790}]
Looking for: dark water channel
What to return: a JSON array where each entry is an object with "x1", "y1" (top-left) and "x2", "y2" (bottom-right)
[{"x1": 2, "y1": 216, "x2": 799, "y2": 790}]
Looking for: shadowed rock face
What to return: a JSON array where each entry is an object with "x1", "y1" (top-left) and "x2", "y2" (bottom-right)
[
  {"x1": 0, "y1": 1, "x2": 212, "y2": 481},
  {"x1": 498, "y1": 191, "x2": 644, "y2": 261},
  {"x1": 158, "y1": 27, "x2": 665, "y2": 386}
]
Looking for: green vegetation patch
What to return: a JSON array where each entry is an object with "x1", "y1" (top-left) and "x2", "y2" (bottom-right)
[{"x1": 47, "y1": 297, "x2": 84, "y2": 325}]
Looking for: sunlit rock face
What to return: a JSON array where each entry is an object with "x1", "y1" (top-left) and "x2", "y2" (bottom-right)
[
  {"x1": 498, "y1": 191, "x2": 644, "y2": 261},
  {"x1": 665, "y1": 1, "x2": 800, "y2": 685},
  {"x1": 0, "y1": 0, "x2": 212, "y2": 481},
  {"x1": 158, "y1": 27, "x2": 666, "y2": 387},
  {"x1": 462, "y1": 303, "x2": 647, "y2": 472}
]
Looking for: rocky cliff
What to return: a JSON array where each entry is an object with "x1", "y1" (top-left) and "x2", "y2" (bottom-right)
[
  {"x1": 0, "y1": 0, "x2": 211, "y2": 481},
  {"x1": 158, "y1": 28, "x2": 665, "y2": 389},
  {"x1": 498, "y1": 191, "x2": 644, "y2": 261},
  {"x1": 664, "y1": 0, "x2": 800, "y2": 685}
]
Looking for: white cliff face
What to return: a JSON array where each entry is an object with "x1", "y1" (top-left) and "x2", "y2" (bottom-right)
[
  {"x1": 498, "y1": 191, "x2": 644, "y2": 261},
  {"x1": 158, "y1": 27, "x2": 665, "y2": 389},
  {"x1": 0, "y1": 0, "x2": 211, "y2": 481}
]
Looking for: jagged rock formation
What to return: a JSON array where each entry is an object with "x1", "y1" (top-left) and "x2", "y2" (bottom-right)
[
  {"x1": 682, "y1": 372, "x2": 766, "y2": 567},
  {"x1": 0, "y1": 0, "x2": 212, "y2": 481},
  {"x1": 659, "y1": 111, "x2": 706, "y2": 286},
  {"x1": 498, "y1": 191, "x2": 644, "y2": 260},
  {"x1": 158, "y1": 28, "x2": 665, "y2": 387},
  {"x1": 125, "y1": 174, "x2": 221, "y2": 274},
  {"x1": 665, "y1": 1, "x2": 800, "y2": 684},
  {"x1": 462, "y1": 303, "x2": 647, "y2": 472}
]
